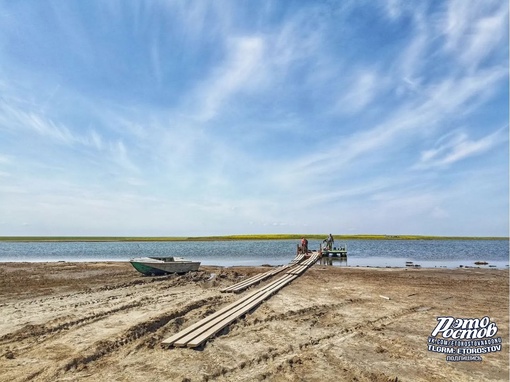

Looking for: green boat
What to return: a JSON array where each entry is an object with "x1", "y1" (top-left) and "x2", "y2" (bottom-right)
[{"x1": 130, "y1": 256, "x2": 201, "y2": 276}]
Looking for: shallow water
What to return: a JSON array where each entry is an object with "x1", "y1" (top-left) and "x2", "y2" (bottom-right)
[{"x1": 0, "y1": 239, "x2": 508, "y2": 269}]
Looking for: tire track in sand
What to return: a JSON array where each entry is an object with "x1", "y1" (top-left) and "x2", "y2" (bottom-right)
[
  {"x1": 1, "y1": 272, "x2": 220, "y2": 346},
  {"x1": 199, "y1": 305, "x2": 428, "y2": 381},
  {"x1": 52, "y1": 296, "x2": 224, "y2": 377}
]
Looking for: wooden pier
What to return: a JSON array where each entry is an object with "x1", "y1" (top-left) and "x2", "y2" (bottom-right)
[
  {"x1": 162, "y1": 253, "x2": 319, "y2": 349},
  {"x1": 220, "y1": 254, "x2": 306, "y2": 293}
]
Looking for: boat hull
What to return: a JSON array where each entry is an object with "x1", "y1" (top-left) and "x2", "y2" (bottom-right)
[{"x1": 130, "y1": 259, "x2": 200, "y2": 276}]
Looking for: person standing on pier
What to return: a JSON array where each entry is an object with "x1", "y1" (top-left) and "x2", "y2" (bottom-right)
[
  {"x1": 300, "y1": 237, "x2": 308, "y2": 254},
  {"x1": 326, "y1": 234, "x2": 334, "y2": 250}
]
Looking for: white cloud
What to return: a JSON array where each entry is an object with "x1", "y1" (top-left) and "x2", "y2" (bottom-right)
[
  {"x1": 384, "y1": 0, "x2": 404, "y2": 21},
  {"x1": 397, "y1": 10, "x2": 428, "y2": 88},
  {"x1": 0, "y1": 1, "x2": 507, "y2": 236},
  {"x1": 461, "y1": 7, "x2": 508, "y2": 70},
  {"x1": 269, "y1": 58, "x2": 507, "y2": 204},
  {"x1": 442, "y1": 0, "x2": 508, "y2": 71},
  {"x1": 0, "y1": 97, "x2": 108, "y2": 151},
  {"x1": 415, "y1": 127, "x2": 508, "y2": 169},
  {"x1": 188, "y1": 36, "x2": 266, "y2": 121},
  {"x1": 334, "y1": 69, "x2": 383, "y2": 114}
]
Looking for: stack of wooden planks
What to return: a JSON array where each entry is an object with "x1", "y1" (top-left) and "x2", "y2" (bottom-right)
[{"x1": 162, "y1": 253, "x2": 319, "y2": 349}]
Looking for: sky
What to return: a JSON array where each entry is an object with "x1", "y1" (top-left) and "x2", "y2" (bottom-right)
[{"x1": 0, "y1": 1, "x2": 508, "y2": 237}]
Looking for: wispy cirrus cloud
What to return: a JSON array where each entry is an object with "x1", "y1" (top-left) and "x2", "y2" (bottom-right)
[
  {"x1": 0, "y1": 1, "x2": 507, "y2": 236},
  {"x1": 276, "y1": 64, "x2": 506, "y2": 188},
  {"x1": 443, "y1": 0, "x2": 508, "y2": 71},
  {"x1": 415, "y1": 127, "x2": 508, "y2": 169},
  {"x1": 0, "y1": 87, "x2": 145, "y2": 182},
  {"x1": 333, "y1": 69, "x2": 386, "y2": 115},
  {"x1": 189, "y1": 36, "x2": 266, "y2": 121},
  {"x1": 0, "y1": 99, "x2": 101, "y2": 149}
]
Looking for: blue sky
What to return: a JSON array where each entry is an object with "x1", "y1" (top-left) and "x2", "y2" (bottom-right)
[{"x1": 0, "y1": 1, "x2": 508, "y2": 237}]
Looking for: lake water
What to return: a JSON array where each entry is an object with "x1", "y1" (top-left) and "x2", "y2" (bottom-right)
[{"x1": 0, "y1": 239, "x2": 508, "y2": 269}]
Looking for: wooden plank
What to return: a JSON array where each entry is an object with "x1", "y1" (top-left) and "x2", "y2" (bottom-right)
[
  {"x1": 286, "y1": 254, "x2": 319, "y2": 275},
  {"x1": 185, "y1": 276, "x2": 297, "y2": 348},
  {"x1": 162, "y1": 274, "x2": 294, "y2": 346},
  {"x1": 162, "y1": 286, "x2": 269, "y2": 346},
  {"x1": 220, "y1": 262, "x2": 293, "y2": 292},
  {"x1": 220, "y1": 270, "x2": 274, "y2": 292},
  {"x1": 175, "y1": 275, "x2": 296, "y2": 347},
  {"x1": 185, "y1": 275, "x2": 299, "y2": 348},
  {"x1": 162, "y1": 252, "x2": 319, "y2": 349},
  {"x1": 173, "y1": 274, "x2": 296, "y2": 347},
  {"x1": 221, "y1": 260, "x2": 301, "y2": 293},
  {"x1": 290, "y1": 254, "x2": 305, "y2": 264},
  {"x1": 222, "y1": 268, "x2": 283, "y2": 292}
]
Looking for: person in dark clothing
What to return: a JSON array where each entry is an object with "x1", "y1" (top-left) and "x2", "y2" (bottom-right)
[{"x1": 326, "y1": 234, "x2": 334, "y2": 250}]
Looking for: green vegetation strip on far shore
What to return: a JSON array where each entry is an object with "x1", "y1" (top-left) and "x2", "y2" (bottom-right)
[{"x1": 0, "y1": 234, "x2": 507, "y2": 242}]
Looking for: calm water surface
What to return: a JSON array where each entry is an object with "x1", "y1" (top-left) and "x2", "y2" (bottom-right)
[{"x1": 0, "y1": 239, "x2": 508, "y2": 269}]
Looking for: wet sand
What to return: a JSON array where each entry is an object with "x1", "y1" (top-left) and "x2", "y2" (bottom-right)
[{"x1": 0, "y1": 262, "x2": 508, "y2": 381}]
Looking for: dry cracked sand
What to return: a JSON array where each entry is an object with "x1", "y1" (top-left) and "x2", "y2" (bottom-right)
[{"x1": 0, "y1": 262, "x2": 508, "y2": 381}]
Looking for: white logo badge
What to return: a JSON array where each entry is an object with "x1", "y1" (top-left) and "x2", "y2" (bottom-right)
[{"x1": 427, "y1": 316, "x2": 502, "y2": 362}]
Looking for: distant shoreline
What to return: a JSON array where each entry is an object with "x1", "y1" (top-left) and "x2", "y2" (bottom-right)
[{"x1": 0, "y1": 234, "x2": 508, "y2": 242}]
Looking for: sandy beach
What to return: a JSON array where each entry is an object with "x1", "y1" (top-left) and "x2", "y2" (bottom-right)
[{"x1": 0, "y1": 261, "x2": 508, "y2": 382}]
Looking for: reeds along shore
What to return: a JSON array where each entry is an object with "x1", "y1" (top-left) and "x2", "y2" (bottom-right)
[{"x1": 0, "y1": 234, "x2": 507, "y2": 241}]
